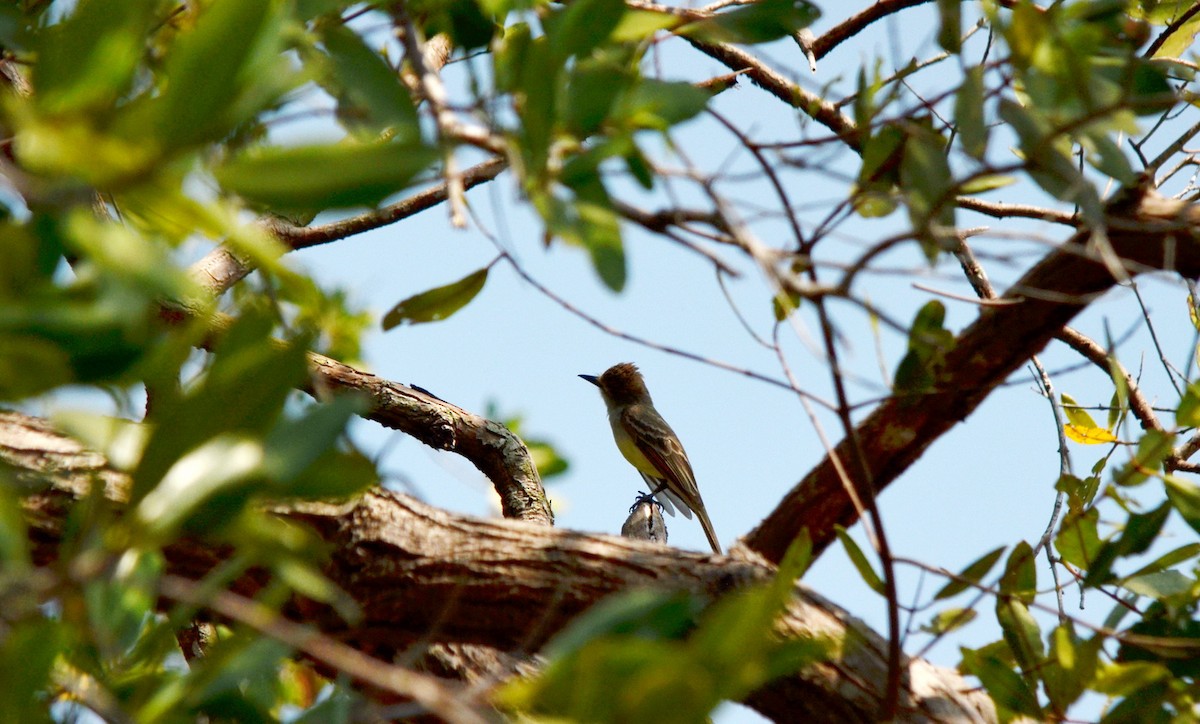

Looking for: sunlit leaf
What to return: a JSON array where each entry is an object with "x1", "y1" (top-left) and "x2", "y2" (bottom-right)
[{"x1": 382, "y1": 268, "x2": 489, "y2": 329}]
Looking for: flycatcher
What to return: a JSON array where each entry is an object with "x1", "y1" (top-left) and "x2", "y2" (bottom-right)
[{"x1": 580, "y1": 363, "x2": 721, "y2": 554}]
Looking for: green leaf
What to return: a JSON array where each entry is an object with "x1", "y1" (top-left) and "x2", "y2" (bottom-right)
[
  {"x1": 836, "y1": 526, "x2": 884, "y2": 594},
  {"x1": 151, "y1": 0, "x2": 286, "y2": 149},
  {"x1": 1112, "y1": 429, "x2": 1175, "y2": 486},
  {"x1": 921, "y1": 607, "x2": 976, "y2": 635},
  {"x1": 996, "y1": 597, "x2": 1043, "y2": 676},
  {"x1": 0, "y1": 482, "x2": 29, "y2": 573},
  {"x1": 541, "y1": 589, "x2": 701, "y2": 660},
  {"x1": 320, "y1": 25, "x2": 420, "y2": 140},
  {"x1": 899, "y1": 122, "x2": 956, "y2": 259},
  {"x1": 1176, "y1": 381, "x2": 1200, "y2": 426},
  {"x1": 618, "y1": 79, "x2": 714, "y2": 130},
  {"x1": 216, "y1": 140, "x2": 439, "y2": 211},
  {"x1": 955, "y1": 66, "x2": 987, "y2": 159},
  {"x1": 135, "y1": 434, "x2": 266, "y2": 538},
  {"x1": 1092, "y1": 661, "x2": 1171, "y2": 696},
  {"x1": 611, "y1": 9, "x2": 681, "y2": 42},
  {"x1": 1120, "y1": 570, "x2": 1193, "y2": 600},
  {"x1": 382, "y1": 267, "x2": 489, "y2": 329},
  {"x1": 960, "y1": 174, "x2": 1015, "y2": 193},
  {"x1": 999, "y1": 541, "x2": 1036, "y2": 604},
  {"x1": 960, "y1": 649, "x2": 1044, "y2": 719},
  {"x1": 1055, "y1": 508, "x2": 1102, "y2": 570},
  {"x1": 132, "y1": 312, "x2": 309, "y2": 501},
  {"x1": 32, "y1": 0, "x2": 158, "y2": 114},
  {"x1": 263, "y1": 395, "x2": 366, "y2": 482},
  {"x1": 678, "y1": 0, "x2": 820, "y2": 45},
  {"x1": 935, "y1": 546, "x2": 1006, "y2": 600},
  {"x1": 545, "y1": 0, "x2": 627, "y2": 60},
  {"x1": 1151, "y1": 14, "x2": 1200, "y2": 58},
  {"x1": 1042, "y1": 625, "x2": 1097, "y2": 712},
  {"x1": 1164, "y1": 473, "x2": 1200, "y2": 536},
  {"x1": 999, "y1": 99, "x2": 1104, "y2": 225},
  {"x1": 0, "y1": 619, "x2": 67, "y2": 723},
  {"x1": 1056, "y1": 472, "x2": 1101, "y2": 510},
  {"x1": 772, "y1": 289, "x2": 802, "y2": 321},
  {"x1": 894, "y1": 301, "x2": 954, "y2": 394},
  {"x1": 564, "y1": 59, "x2": 632, "y2": 137},
  {"x1": 936, "y1": 0, "x2": 962, "y2": 53},
  {"x1": 1085, "y1": 502, "x2": 1172, "y2": 587},
  {"x1": 529, "y1": 439, "x2": 570, "y2": 479}
]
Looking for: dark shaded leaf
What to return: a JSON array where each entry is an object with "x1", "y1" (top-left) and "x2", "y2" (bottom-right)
[{"x1": 217, "y1": 141, "x2": 438, "y2": 211}]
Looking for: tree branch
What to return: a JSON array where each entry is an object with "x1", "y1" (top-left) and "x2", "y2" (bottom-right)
[
  {"x1": 4, "y1": 410, "x2": 994, "y2": 723},
  {"x1": 745, "y1": 192, "x2": 1200, "y2": 563}
]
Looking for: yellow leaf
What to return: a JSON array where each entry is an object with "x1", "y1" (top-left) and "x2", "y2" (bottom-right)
[{"x1": 1064, "y1": 424, "x2": 1119, "y2": 445}]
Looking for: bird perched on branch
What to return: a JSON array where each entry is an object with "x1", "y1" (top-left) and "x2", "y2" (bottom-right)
[{"x1": 580, "y1": 363, "x2": 721, "y2": 554}]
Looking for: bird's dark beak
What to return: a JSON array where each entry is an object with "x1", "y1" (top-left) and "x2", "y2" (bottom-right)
[{"x1": 578, "y1": 374, "x2": 599, "y2": 387}]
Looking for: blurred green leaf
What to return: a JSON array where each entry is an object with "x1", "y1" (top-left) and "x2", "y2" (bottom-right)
[
  {"x1": 263, "y1": 395, "x2": 366, "y2": 482},
  {"x1": 320, "y1": 25, "x2": 421, "y2": 140},
  {"x1": 500, "y1": 537, "x2": 828, "y2": 721},
  {"x1": 32, "y1": 0, "x2": 158, "y2": 115},
  {"x1": 999, "y1": 541, "x2": 1036, "y2": 604},
  {"x1": 86, "y1": 549, "x2": 163, "y2": 657},
  {"x1": 1176, "y1": 381, "x2": 1200, "y2": 426},
  {"x1": 132, "y1": 312, "x2": 309, "y2": 501},
  {"x1": 836, "y1": 526, "x2": 884, "y2": 594},
  {"x1": 960, "y1": 648, "x2": 1043, "y2": 720},
  {"x1": 678, "y1": 0, "x2": 819, "y2": 45},
  {"x1": 216, "y1": 140, "x2": 439, "y2": 212},
  {"x1": 135, "y1": 434, "x2": 265, "y2": 537},
  {"x1": 1055, "y1": 508, "x2": 1102, "y2": 570},
  {"x1": 564, "y1": 59, "x2": 632, "y2": 137},
  {"x1": 936, "y1": 0, "x2": 962, "y2": 53},
  {"x1": 935, "y1": 546, "x2": 1005, "y2": 600},
  {"x1": 996, "y1": 597, "x2": 1043, "y2": 676},
  {"x1": 1093, "y1": 660, "x2": 1171, "y2": 699},
  {"x1": 921, "y1": 607, "x2": 976, "y2": 635},
  {"x1": 899, "y1": 122, "x2": 956, "y2": 259},
  {"x1": 955, "y1": 66, "x2": 987, "y2": 159},
  {"x1": 382, "y1": 267, "x2": 489, "y2": 329},
  {"x1": 1112, "y1": 429, "x2": 1175, "y2": 487},
  {"x1": 1042, "y1": 625, "x2": 1097, "y2": 712},
  {"x1": 0, "y1": 481, "x2": 30, "y2": 573},
  {"x1": 149, "y1": 0, "x2": 289, "y2": 150},
  {"x1": 1164, "y1": 473, "x2": 1200, "y2": 536},
  {"x1": 1121, "y1": 570, "x2": 1193, "y2": 600},
  {"x1": 528, "y1": 439, "x2": 570, "y2": 479},
  {"x1": 545, "y1": 0, "x2": 627, "y2": 60},
  {"x1": 894, "y1": 301, "x2": 954, "y2": 394},
  {"x1": 0, "y1": 619, "x2": 67, "y2": 723},
  {"x1": 618, "y1": 79, "x2": 713, "y2": 130},
  {"x1": 1085, "y1": 502, "x2": 1171, "y2": 587}
]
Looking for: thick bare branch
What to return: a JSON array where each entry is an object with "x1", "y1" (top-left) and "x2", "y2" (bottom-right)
[
  {"x1": 306, "y1": 352, "x2": 553, "y2": 525},
  {"x1": 4, "y1": 410, "x2": 994, "y2": 723}
]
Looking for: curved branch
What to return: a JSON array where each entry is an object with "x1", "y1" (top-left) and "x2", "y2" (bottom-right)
[
  {"x1": 306, "y1": 352, "x2": 553, "y2": 525},
  {"x1": 5, "y1": 410, "x2": 994, "y2": 723},
  {"x1": 746, "y1": 192, "x2": 1200, "y2": 563}
]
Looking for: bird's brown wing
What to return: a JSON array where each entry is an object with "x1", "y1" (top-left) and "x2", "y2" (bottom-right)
[
  {"x1": 621, "y1": 403, "x2": 722, "y2": 555},
  {"x1": 619, "y1": 404, "x2": 702, "y2": 510}
]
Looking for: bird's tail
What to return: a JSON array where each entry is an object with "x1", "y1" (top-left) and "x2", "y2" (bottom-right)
[{"x1": 695, "y1": 506, "x2": 721, "y2": 554}]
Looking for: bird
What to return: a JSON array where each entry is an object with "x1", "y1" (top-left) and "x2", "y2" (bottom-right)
[{"x1": 579, "y1": 362, "x2": 721, "y2": 554}]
